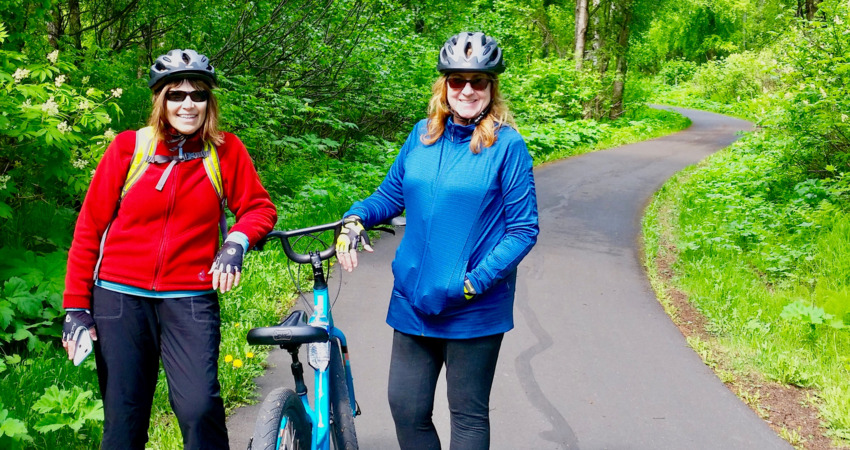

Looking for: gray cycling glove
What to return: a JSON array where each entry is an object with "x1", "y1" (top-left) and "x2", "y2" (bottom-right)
[
  {"x1": 63, "y1": 310, "x2": 95, "y2": 342},
  {"x1": 212, "y1": 241, "x2": 244, "y2": 274}
]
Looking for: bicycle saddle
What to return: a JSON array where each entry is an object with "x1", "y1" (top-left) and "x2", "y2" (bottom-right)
[{"x1": 247, "y1": 310, "x2": 329, "y2": 347}]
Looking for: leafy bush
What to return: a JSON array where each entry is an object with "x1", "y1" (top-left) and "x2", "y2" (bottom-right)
[
  {"x1": 0, "y1": 407, "x2": 31, "y2": 448},
  {"x1": 503, "y1": 57, "x2": 601, "y2": 123},
  {"x1": 689, "y1": 51, "x2": 779, "y2": 104},
  {"x1": 31, "y1": 386, "x2": 103, "y2": 434},
  {"x1": 657, "y1": 58, "x2": 699, "y2": 86},
  {"x1": 523, "y1": 119, "x2": 609, "y2": 160},
  {"x1": 0, "y1": 25, "x2": 121, "y2": 214},
  {"x1": 770, "y1": 1, "x2": 850, "y2": 178}
]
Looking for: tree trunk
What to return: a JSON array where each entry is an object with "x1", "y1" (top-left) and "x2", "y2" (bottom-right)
[
  {"x1": 609, "y1": 4, "x2": 631, "y2": 119},
  {"x1": 805, "y1": 0, "x2": 821, "y2": 19},
  {"x1": 48, "y1": 5, "x2": 63, "y2": 48},
  {"x1": 585, "y1": 0, "x2": 610, "y2": 119},
  {"x1": 69, "y1": 0, "x2": 82, "y2": 49},
  {"x1": 574, "y1": 0, "x2": 589, "y2": 70}
]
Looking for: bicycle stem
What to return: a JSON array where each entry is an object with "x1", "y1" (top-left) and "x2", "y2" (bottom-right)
[{"x1": 310, "y1": 252, "x2": 327, "y2": 291}]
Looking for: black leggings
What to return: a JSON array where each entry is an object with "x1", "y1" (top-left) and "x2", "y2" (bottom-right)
[{"x1": 387, "y1": 330, "x2": 504, "y2": 450}]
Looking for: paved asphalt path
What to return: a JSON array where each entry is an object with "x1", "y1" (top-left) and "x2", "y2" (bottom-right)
[{"x1": 227, "y1": 107, "x2": 792, "y2": 449}]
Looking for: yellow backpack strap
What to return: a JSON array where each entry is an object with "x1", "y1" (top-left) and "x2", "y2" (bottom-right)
[
  {"x1": 201, "y1": 141, "x2": 228, "y2": 239},
  {"x1": 122, "y1": 127, "x2": 157, "y2": 198},
  {"x1": 201, "y1": 141, "x2": 225, "y2": 200}
]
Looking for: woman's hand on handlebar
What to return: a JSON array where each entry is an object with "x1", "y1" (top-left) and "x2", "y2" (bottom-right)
[{"x1": 335, "y1": 216, "x2": 373, "y2": 272}]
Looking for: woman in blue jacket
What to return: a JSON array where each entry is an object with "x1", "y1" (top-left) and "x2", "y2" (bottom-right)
[{"x1": 336, "y1": 32, "x2": 538, "y2": 449}]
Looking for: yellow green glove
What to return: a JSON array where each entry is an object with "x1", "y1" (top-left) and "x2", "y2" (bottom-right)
[
  {"x1": 336, "y1": 216, "x2": 370, "y2": 254},
  {"x1": 464, "y1": 277, "x2": 477, "y2": 301}
]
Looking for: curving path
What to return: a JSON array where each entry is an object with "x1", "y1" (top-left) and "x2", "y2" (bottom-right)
[{"x1": 227, "y1": 107, "x2": 792, "y2": 449}]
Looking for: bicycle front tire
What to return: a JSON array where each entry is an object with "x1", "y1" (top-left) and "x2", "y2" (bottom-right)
[
  {"x1": 329, "y1": 336, "x2": 358, "y2": 449},
  {"x1": 250, "y1": 387, "x2": 312, "y2": 450}
]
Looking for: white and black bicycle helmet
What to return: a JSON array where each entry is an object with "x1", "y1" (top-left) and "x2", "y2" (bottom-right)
[
  {"x1": 437, "y1": 32, "x2": 506, "y2": 74},
  {"x1": 149, "y1": 49, "x2": 217, "y2": 91}
]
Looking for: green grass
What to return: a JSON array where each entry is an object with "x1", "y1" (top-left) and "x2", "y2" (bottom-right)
[{"x1": 642, "y1": 129, "x2": 850, "y2": 445}]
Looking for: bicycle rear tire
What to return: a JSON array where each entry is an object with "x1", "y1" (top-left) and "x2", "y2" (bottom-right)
[
  {"x1": 250, "y1": 387, "x2": 311, "y2": 450},
  {"x1": 329, "y1": 336, "x2": 358, "y2": 449}
]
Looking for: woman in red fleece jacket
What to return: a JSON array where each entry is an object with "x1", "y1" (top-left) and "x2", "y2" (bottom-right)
[{"x1": 61, "y1": 49, "x2": 277, "y2": 449}]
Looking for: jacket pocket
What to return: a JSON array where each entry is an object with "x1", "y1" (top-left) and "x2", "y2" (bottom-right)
[{"x1": 411, "y1": 259, "x2": 469, "y2": 316}]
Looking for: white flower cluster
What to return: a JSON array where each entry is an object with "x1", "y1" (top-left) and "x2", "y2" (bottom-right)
[
  {"x1": 86, "y1": 88, "x2": 96, "y2": 97},
  {"x1": 78, "y1": 98, "x2": 91, "y2": 110},
  {"x1": 21, "y1": 99, "x2": 32, "y2": 108},
  {"x1": 41, "y1": 96, "x2": 59, "y2": 116},
  {"x1": 110, "y1": 88, "x2": 123, "y2": 98},
  {"x1": 13, "y1": 68, "x2": 30, "y2": 83},
  {"x1": 72, "y1": 159, "x2": 89, "y2": 169},
  {"x1": 57, "y1": 121, "x2": 71, "y2": 133},
  {"x1": 104, "y1": 128, "x2": 116, "y2": 140},
  {"x1": 0, "y1": 175, "x2": 10, "y2": 190},
  {"x1": 82, "y1": 76, "x2": 90, "y2": 85},
  {"x1": 55, "y1": 74, "x2": 66, "y2": 88},
  {"x1": 47, "y1": 50, "x2": 59, "y2": 64}
]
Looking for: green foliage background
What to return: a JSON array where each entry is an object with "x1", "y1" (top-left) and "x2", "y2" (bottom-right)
[{"x1": 1, "y1": 0, "x2": 849, "y2": 446}]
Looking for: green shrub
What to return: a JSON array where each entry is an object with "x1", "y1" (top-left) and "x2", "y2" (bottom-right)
[{"x1": 657, "y1": 58, "x2": 699, "y2": 86}]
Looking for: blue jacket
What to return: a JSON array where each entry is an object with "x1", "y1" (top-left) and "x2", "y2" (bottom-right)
[{"x1": 346, "y1": 118, "x2": 538, "y2": 338}]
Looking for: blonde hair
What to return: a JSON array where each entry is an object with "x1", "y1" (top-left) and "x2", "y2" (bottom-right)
[
  {"x1": 147, "y1": 79, "x2": 224, "y2": 146},
  {"x1": 421, "y1": 74, "x2": 516, "y2": 154}
]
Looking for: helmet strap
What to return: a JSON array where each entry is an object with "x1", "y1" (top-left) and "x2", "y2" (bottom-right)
[{"x1": 473, "y1": 102, "x2": 493, "y2": 126}]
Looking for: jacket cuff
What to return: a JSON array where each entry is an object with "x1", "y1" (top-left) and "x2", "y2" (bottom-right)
[
  {"x1": 63, "y1": 295, "x2": 92, "y2": 310},
  {"x1": 225, "y1": 231, "x2": 250, "y2": 254}
]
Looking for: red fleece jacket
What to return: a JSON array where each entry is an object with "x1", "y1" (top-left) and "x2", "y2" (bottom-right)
[{"x1": 63, "y1": 130, "x2": 278, "y2": 309}]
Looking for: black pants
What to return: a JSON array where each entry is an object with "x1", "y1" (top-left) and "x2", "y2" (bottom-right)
[
  {"x1": 387, "y1": 330, "x2": 504, "y2": 450},
  {"x1": 92, "y1": 287, "x2": 229, "y2": 450}
]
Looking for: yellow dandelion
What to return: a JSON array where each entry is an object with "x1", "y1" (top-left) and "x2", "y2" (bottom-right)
[
  {"x1": 246, "y1": 352, "x2": 254, "y2": 359},
  {"x1": 224, "y1": 355, "x2": 233, "y2": 363},
  {"x1": 234, "y1": 323, "x2": 240, "y2": 327},
  {"x1": 233, "y1": 359, "x2": 243, "y2": 368}
]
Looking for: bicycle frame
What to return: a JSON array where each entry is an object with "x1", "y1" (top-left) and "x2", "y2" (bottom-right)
[
  {"x1": 298, "y1": 254, "x2": 334, "y2": 450},
  {"x1": 248, "y1": 220, "x2": 358, "y2": 450},
  {"x1": 249, "y1": 217, "x2": 401, "y2": 450},
  {"x1": 300, "y1": 252, "x2": 352, "y2": 450}
]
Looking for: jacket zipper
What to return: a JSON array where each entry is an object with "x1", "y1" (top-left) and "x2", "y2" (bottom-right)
[
  {"x1": 416, "y1": 127, "x2": 453, "y2": 336},
  {"x1": 151, "y1": 164, "x2": 179, "y2": 290}
]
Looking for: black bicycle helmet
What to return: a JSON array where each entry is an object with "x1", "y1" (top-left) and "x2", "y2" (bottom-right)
[
  {"x1": 437, "y1": 32, "x2": 505, "y2": 74},
  {"x1": 149, "y1": 49, "x2": 217, "y2": 91}
]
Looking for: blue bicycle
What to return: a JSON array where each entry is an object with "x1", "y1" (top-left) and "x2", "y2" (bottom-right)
[{"x1": 246, "y1": 218, "x2": 401, "y2": 450}]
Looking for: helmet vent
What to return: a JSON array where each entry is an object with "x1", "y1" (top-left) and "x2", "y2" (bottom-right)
[
  {"x1": 465, "y1": 43, "x2": 473, "y2": 58},
  {"x1": 182, "y1": 53, "x2": 191, "y2": 64}
]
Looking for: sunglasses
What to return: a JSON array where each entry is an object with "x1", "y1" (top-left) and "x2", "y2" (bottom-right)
[
  {"x1": 165, "y1": 90, "x2": 210, "y2": 103},
  {"x1": 446, "y1": 76, "x2": 493, "y2": 90}
]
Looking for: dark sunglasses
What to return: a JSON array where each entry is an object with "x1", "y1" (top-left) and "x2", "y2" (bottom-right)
[
  {"x1": 446, "y1": 76, "x2": 492, "y2": 90},
  {"x1": 165, "y1": 90, "x2": 210, "y2": 103}
]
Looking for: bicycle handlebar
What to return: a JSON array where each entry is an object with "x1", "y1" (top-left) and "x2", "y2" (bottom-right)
[
  {"x1": 255, "y1": 220, "x2": 342, "y2": 264},
  {"x1": 254, "y1": 216, "x2": 406, "y2": 264}
]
